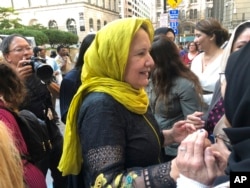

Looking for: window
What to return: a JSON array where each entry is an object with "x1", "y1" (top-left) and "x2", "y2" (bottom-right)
[
  {"x1": 97, "y1": 19, "x2": 101, "y2": 30},
  {"x1": 79, "y1": 12, "x2": 85, "y2": 31},
  {"x1": 190, "y1": 9, "x2": 194, "y2": 19},
  {"x1": 194, "y1": 9, "x2": 197, "y2": 19},
  {"x1": 48, "y1": 20, "x2": 58, "y2": 29},
  {"x1": 66, "y1": 18, "x2": 77, "y2": 34},
  {"x1": 156, "y1": 0, "x2": 161, "y2": 6},
  {"x1": 104, "y1": 21, "x2": 107, "y2": 26},
  {"x1": 114, "y1": 0, "x2": 116, "y2": 11},
  {"x1": 207, "y1": 8, "x2": 213, "y2": 17},
  {"x1": 89, "y1": 18, "x2": 94, "y2": 31}
]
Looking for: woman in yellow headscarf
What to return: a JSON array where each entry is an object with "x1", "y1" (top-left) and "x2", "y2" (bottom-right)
[{"x1": 58, "y1": 17, "x2": 195, "y2": 187}]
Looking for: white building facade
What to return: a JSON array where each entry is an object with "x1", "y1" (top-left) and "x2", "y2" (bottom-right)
[{"x1": 2, "y1": 0, "x2": 120, "y2": 41}]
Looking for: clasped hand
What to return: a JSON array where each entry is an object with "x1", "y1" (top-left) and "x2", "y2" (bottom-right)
[{"x1": 175, "y1": 130, "x2": 227, "y2": 186}]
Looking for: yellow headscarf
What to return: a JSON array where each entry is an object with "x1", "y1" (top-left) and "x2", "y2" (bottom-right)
[{"x1": 58, "y1": 17, "x2": 154, "y2": 175}]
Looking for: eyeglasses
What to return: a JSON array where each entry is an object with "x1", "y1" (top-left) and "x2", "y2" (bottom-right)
[
  {"x1": 219, "y1": 72, "x2": 225, "y2": 84},
  {"x1": 214, "y1": 134, "x2": 231, "y2": 149},
  {"x1": 8, "y1": 46, "x2": 33, "y2": 53}
]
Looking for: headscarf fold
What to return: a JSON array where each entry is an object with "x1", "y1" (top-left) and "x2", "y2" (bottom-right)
[
  {"x1": 220, "y1": 20, "x2": 250, "y2": 72},
  {"x1": 58, "y1": 18, "x2": 154, "y2": 175},
  {"x1": 224, "y1": 42, "x2": 250, "y2": 172}
]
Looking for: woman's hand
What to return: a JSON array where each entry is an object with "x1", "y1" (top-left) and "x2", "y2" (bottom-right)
[
  {"x1": 186, "y1": 111, "x2": 205, "y2": 129},
  {"x1": 175, "y1": 130, "x2": 226, "y2": 186},
  {"x1": 163, "y1": 120, "x2": 196, "y2": 146}
]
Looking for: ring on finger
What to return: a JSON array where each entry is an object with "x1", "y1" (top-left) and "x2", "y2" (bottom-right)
[{"x1": 179, "y1": 147, "x2": 187, "y2": 152}]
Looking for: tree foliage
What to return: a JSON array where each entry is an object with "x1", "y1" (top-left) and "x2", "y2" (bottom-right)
[
  {"x1": 0, "y1": 7, "x2": 78, "y2": 46},
  {"x1": 0, "y1": 7, "x2": 22, "y2": 29}
]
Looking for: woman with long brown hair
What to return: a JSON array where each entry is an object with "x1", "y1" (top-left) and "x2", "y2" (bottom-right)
[{"x1": 147, "y1": 35, "x2": 203, "y2": 161}]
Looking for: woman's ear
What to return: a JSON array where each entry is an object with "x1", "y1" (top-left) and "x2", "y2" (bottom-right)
[{"x1": 210, "y1": 33, "x2": 216, "y2": 41}]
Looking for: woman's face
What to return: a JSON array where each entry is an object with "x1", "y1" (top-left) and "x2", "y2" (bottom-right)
[
  {"x1": 194, "y1": 29, "x2": 213, "y2": 52},
  {"x1": 166, "y1": 31, "x2": 175, "y2": 42},
  {"x1": 124, "y1": 28, "x2": 154, "y2": 89},
  {"x1": 221, "y1": 27, "x2": 250, "y2": 99},
  {"x1": 188, "y1": 42, "x2": 197, "y2": 52},
  {"x1": 4, "y1": 37, "x2": 33, "y2": 66},
  {"x1": 232, "y1": 28, "x2": 250, "y2": 52}
]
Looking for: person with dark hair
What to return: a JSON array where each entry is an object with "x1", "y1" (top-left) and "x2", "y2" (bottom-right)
[
  {"x1": 50, "y1": 50, "x2": 57, "y2": 58},
  {"x1": 0, "y1": 62, "x2": 46, "y2": 188},
  {"x1": 33, "y1": 46, "x2": 42, "y2": 57},
  {"x1": 58, "y1": 17, "x2": 196, "y2": 187},
  {"x1": 154, "y1": 27, "x2": 176, "y2": 42},
  {"x1": 0, "y1": 34, "x2": 68, "y2": 188},
  {"x1": 60, "y1": 33, "x2": 95, "y2": 124},
  {"x1": 190, "y1": 18, "x2": 229, "y2": 113},
  {"x1": 55, "y1": 45, "x2": 72, "y2": 76},
  {"x1": 148, "y1": 35, "x2": 203, "y2": 161}
]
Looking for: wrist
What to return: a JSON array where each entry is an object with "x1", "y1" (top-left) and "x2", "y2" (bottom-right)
[
  {"x1": 177, "y1": 174, "x2": 210, "y2": 188},
  {"x1": 163, "y1": 130, "x2": 175, "y2": 146}
]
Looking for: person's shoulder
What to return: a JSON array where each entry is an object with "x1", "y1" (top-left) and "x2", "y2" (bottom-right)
[
  {"x1": 84, "y1": 92, "x2": 117, "y2": 106},
  {"x1": 0, "y1": 107, "x2": 17, "y2": 126},
  {"x1": 79, "y1": 92, "x2": 125, "y2": 118},
  {"x1": 63, "y1": 69, "x2": 79, "y2": 80},
  {"x1": 175, "y1": 76, "x2": 194, "y2": 86},
  {"x1": 192, "y1": 52, "x2": 203, "y2": 61}
]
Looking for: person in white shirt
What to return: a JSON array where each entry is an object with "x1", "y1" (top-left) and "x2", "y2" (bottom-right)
[
  {"x1": 55, "y1": 45, "x2": 72, "y2": 76},
  {"x1": 190, "y1": 18, "x2": 229, "y2": 113}
]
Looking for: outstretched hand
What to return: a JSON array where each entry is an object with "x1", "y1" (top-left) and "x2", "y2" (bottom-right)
[
  {"x1": 186, "y1": 111, "x2": 205, "y2": 129},
  {"x1": 163, "y1": 120, "x2": 196, "y2": 146},
  {"x1": 171, "y1": 120, "x2": 196, "y2": 143}
]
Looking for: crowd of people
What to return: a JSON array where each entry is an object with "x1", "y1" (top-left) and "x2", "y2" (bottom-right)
[{"x1": 0, "y1": 17, "x2": 250, "y2": 188}]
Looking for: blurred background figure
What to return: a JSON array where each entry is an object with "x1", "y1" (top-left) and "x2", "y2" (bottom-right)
[
  {"x1": 38, "y1": 45, "x2": 62, "y2": 85},
  {"x1": 178, "y1": 44, "x2": 187, "y2": 58},
  {"x1": 190, "y1": 18, "x2": 229, "y2": 113},
  {"x1": 50, "y1": 50, "x2": 57, "y2": 58},
  {"x1": 154, "y1": 26, "x2": 176, "y2": 42},
  {"x1": 38, "y1": 45, "x2": 62, "y2": 109},
  {"x1": 55, "y1": 45, "x2": 72, "y2": 77},
  {"x1": 182, "y1": 41, "x2": 199, "y2": 68}
]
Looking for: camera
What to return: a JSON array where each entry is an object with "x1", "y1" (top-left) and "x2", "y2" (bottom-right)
[{"x1": 28, "y1": 57, "x2": 53, "y2": 83}]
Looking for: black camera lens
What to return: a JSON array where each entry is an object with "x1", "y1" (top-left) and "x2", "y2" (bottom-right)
[{"x1": 30, "y1": 57, "x2": 53, "y2": 83}]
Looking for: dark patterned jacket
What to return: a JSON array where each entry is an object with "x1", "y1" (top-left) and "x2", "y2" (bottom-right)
[{"x1": 77, "y1": 92, "x2": 176, "y2": 188}]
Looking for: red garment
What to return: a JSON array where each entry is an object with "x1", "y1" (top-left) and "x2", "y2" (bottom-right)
[
  {"x1": 182, "y1": 52, "x2": 198, "y2": 67},
  {"x1": 0, "y1": 102, "x2": 46, "y2": 188}
]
